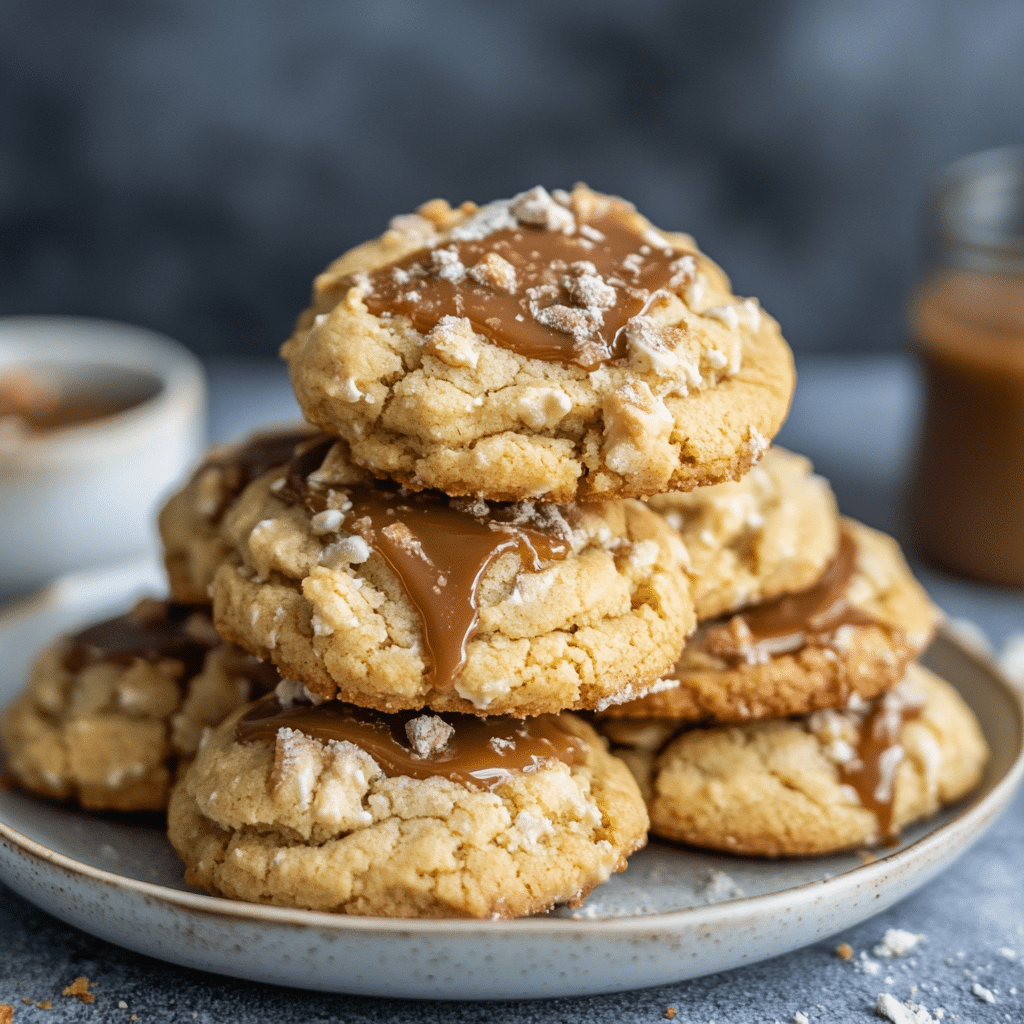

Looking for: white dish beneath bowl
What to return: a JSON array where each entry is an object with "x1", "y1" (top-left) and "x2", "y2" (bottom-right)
[{"x1": 0, "y1": 560, "x2": 1021, "y2": 1000}]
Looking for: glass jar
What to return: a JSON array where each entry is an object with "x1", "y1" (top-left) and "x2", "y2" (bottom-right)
[{"x1": 907, "y1": 147, "x2": 1024, "y2": 586}]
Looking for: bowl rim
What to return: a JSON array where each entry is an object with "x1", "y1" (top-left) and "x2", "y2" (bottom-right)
[{"x1": 0, "y1": 315, "x2": 206, "y2": 465}]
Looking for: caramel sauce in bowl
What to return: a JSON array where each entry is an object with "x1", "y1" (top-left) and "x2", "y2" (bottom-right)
[{"x1": 0, "y1": 317, "x2": 205, "y2": 597}]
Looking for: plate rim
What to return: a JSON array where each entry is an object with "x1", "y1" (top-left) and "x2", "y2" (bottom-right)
[{"x1": 2, "y1": 614, "x2": 1022, "y2": 940}]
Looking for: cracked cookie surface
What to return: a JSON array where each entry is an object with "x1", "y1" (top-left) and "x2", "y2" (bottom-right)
[
  {"x1": 648, "y1": 446, "x2": 839, "y2": 621},
  {"x1": 168, "y1": 706, "x2": 648, "y2": 918},
  {"x1": 281, "y1": 185, "x2": 795, "y2": 502},
  {"x1": 599, "y1": 518, "x2": 938, "y2": 725},
  {"x1": 602, "y1": 663, "x2": 987, "y2": 855},
  {"x1": 160, "y1": 424, "x2": 319, "y2": 603},
  {"x1": 211, "y1": 436, "x2": 694, "y2": 716},
  {"x1": 0, "y1": 600, "x2": 279, "y2": 811}
]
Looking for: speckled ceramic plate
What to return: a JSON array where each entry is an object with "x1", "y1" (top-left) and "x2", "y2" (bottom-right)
[{"x1": 1, "y1": 560, "x2": 1022, "y2": 1000}]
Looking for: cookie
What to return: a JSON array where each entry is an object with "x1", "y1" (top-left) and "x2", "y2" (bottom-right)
[
  {"x1": 168, "y1": 697, "x2": 648, "y2": 918},
  {"x1": 281, "y1": 184, "x2": 795, "y2": 502},
  {"x1": 210, "y1": 434, "x2": 695, "y2": 716},
  {"x1": 600, "y1": 518, "x2": 938, "y2": 725},
  {"x1": 160, "y1": 424, "x2": 319, "y2": 603},
  {"x1": 648, "y1": 445, "x2": 839, "y2": 621},
  {"x1": 0, "y1": 599, "x2": 279, "y2": 811},
  {"x1": 604, "y1": 662, "x2": 988, "y2": 855}
]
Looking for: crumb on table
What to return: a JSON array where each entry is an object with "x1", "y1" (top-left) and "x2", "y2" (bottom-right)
[{"x1": 62, "y1": 977, "x2": 95, "y2": 1004}]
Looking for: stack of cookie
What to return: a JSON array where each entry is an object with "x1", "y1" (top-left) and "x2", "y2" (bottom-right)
[
  {"x1": 160, "y1": 184, "x2": 797, "y2": 917},
  {"x1": 596, "y1": 447, "x2": 989, "y2": 855},
  {"x1": 0, "y1": 183, "x2": 985, "y2": 919}
]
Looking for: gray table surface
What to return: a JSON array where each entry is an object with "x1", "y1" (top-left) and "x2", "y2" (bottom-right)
[{"x1": 3, "y1": 354, "x2": 1023, "y2": 1023}]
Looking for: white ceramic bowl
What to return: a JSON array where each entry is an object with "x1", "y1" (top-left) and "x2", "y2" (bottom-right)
[{"x1": 0, "y1": 316, "x2": 206, "y2": 598}]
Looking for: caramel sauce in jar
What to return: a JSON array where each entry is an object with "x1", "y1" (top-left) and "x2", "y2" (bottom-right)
[
  {"x1": 909, "y1": 270, "x2": 1024, "y2": 583},
  {"x1": 908, "y1": 148, "x2": 1024, "y2": 585}
]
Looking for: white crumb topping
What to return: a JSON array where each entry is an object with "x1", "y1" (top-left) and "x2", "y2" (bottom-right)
[
  {"x1": 684, "y1": 276, "x2": 706, "y2": 307},
  {"x1": 626, "y1": 538, "x2": 660, "y2": 571},
  {"x1": 338, "y1": 377, "x2": 365, "y2": 403},
  {"x1": 744, "y1": 428, "x2": 770, "y2": 462},
  {"x1": 705, "y1": 303, "x2": 739, "y2": 330},
  {"x1": 319, "y1": 534, "x2": 371, "y2": 568},
  {"x1": 566, "y1": 264, "x2": 616, "y2": 309},
  {"x1": 311, "y1": 613, "x2": 334, "y2": 637},
  {"x1": 430, "y1": 246, "x2": 466, "y2": 283},
  {"x1": 273, "y1": 728, "x2": 320, "y2": 810},
  {"x1": 509, "y1": 186, "x2": 575, "y2": 233},
  {"x1": 668, "y1": 253, "x2": 696, "y2": 288},
  {"x1": 873, "y1": 745, "x2": 905, "y2": 803},
  {"x1": 624, "y1": 314, "x2": 701, "y2": 385},
  {"x1": 405, "y1": 714, "x2": 455, "y2": 757},
  {"x1": 425, "y1": 315, "x2": 480, "y2": 368},
  {"x1": 454, "y1": 673, "x2": 513, "y2": 709},
  {"x1": 274, "y1": 677, "x2": 324, "y2": 708},
  {"x1": 515, "y1": 387, "x2": 573, "y2": 429},
  {"x1": 468, "y1": 251, "x2": 518, "y2": 293},
  {"x1": 311, "y1": 509, "x2": 344, "y2": 535},
  {"x1": 387, "y1": 212, "x2": 436, "y2": 245},
  {"x1": 504, "y1": 809, "x2": 556, "y2": 851},
  {"x1": 448, "y1": 200, "x2": 518, "y2": 242},
  {"x1": 592, "y1": 675, "x2": 678, "y2": 712},
  {"x1": 825, "y1": 738, "x2": 857, "y2": 764}
]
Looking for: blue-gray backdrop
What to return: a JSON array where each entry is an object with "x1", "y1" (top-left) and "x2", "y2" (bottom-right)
[{"x1": 2, "y1": 0, "x2": 1022, "y2": 356}]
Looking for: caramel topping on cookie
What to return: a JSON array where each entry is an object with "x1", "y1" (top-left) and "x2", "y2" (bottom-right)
[
  {"x1": 279, "y1": 438, "x2": 575, "y2": 691},
  {"x1": 341, "y1": 186, "x2": 696, "y2": 370},
  {"x1": 200, "y1": 425, "x2": 319, "y2": 520},
  {"x1": 64, "y1": 599, "x2": 222, "y2": 677},
  {"x1": 687, "y1": 527, "x2": 876, "y2": 666},
  {"x1": 235, "y1": 694, "x2": 587, "y2": 789},
  {"x1": 841, "y1": 686, "x2": 925, "y2": 839}
]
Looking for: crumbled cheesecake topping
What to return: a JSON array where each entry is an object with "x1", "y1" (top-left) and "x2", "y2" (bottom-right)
[
  {"x1": 405, "y1": 714, "x2": 456, "y2": 757},
  {"x1": 332, "y1": 185, "x2": 755, "y2": 379}
]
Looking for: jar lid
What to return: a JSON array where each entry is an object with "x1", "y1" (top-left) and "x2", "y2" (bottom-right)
[{"x1": 930, "y1": 147, "x2": 1024, "y2": 273}]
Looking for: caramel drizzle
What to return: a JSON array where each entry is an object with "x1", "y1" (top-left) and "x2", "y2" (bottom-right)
[
  {"x1": 342, "y1": 208, "x2": 691, "y2": 370},
  {"x1": 202, "y1": 425, "x2": 319, "y2": 521},
  {"x1": 279, "y1": 439, "x2": 573, "y2": 691},
  {"x1": 234, "y1": 694, "x2": 588, "y2": 790},
  {"x1": 840, "y1": 690, "x2": 925, "y2": 840},
  {"x1": 687, "y1": 529, "x2": 876, "y2": 668},
  {"x1": 63, "y1": 601, "x2": 217, "y2": 677}
]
